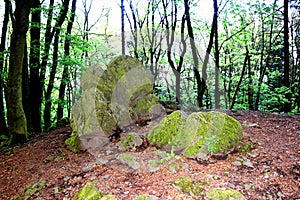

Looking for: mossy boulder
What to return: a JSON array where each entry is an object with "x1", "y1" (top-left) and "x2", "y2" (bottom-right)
[
  {"x1": 71, "y1": 88, "x2": 108, "y2": 136},
  {"x1": 72, "y1": 182, "x2": 117, "y2": 200},
  {"x1": 73, "y1": 182, "x2": 103, "y2": 200},
  {"x1": 206, "y1": 188, "x2": 246, "y2": 200},
  {"x1": 180, "y1": 111, "x2": 243, "y2": 156},
  {"x1": 146, "y1": 111, "x2": 188, "y2": 147},
  {"x1": 69, "y1": 55, "x2": 161, "y2": 155},
  {"x1": 97, "y1": 55, "x2": 145, "y2": 100},
  {"x1": 146, "y1": 111, "x2": 243, "y2": 156}
]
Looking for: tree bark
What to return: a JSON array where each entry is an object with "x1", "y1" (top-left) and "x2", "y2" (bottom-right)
[
  {"x1": 0, "y1": 0, "x2": 11, "y2": 135},
  {"x1": 29, "y1": 0, "x2": 42, "y2": 132},
  {"x1": 44, "y1": 29, "x2": 60, "y2": 131},
  {"x1": 184, "y1": 0, "x2": 205, "y2": 107},
  {"x1": 121, "y1": 0, "x2": 125, "y2": 55},
  {"x1": 7, "y1": 0, "x2": 34, "y2": 143},
  {"x1": 230, "y1": 48, "x2": 250, "y2": 110},
  {"x1": 213, "y1": 0, "x2": 220, "y2": 109},
  {"x1": 283, "y1": 0, "x2": 291, "y2": 112},
  {"x1": 22, "y1": 43, "x2": 32, "y2": 132}
]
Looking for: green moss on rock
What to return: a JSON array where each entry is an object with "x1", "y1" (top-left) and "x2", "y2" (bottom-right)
[
  {"x1": 97, "y1": 55, "x2": 144, "y2": 100},
  {"x1": 65, "y1": 135, "x2": 82, "y2": 153},
  {"x1": 131, "y1": 94, "x2": 158, "y2": 118},
  {"x1": 95, "y1": 90, "x2": 117, "y2": 135},
  {"x1": 146, "y1": 111, "x2": 187, "y2": 147},
  {"x1": 206, "y1": 188, "x2": 246, "y2": 200},
  {"x1": 147, "y1": 111, "x2": 243, "y2": 156},
  {"x1": 182, "y1": 112, "x2": 243, "y2": 155},
  {"x1": 172, "y1": 176, "x2": 205, "y2": 198},
  {"x1": 72, "y1": 182, "x2": 103, "y2": 200},
  {"x1": 117, "y1": 133, "x2": 143, "y2": 151}
]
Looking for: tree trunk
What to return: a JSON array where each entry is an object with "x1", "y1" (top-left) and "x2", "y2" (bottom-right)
[
  {"x1": 7, "y1": 0, "x2": 34, "y2": 144},
  {"x1": 121, "y1": 0, "x2": 125, "y2": 55},
  {"x1": 42, "y1": 0, "x2": 70, "y2": 130},
  {"x1": 283, "y1": 0, "x2": 291, "y2": 112},
  {"x1": 0, "y1": 0, "x2": 11, "y2": 135},
  {"x1": 29, "y1": 0, "x2": 42, "y2": 132},
  {"x1": 57, "y1": 0, "x2": 77, "y2": 121},
  {"x1": 44, "y1": 29, "x2": 60, "y2": 131},
  {"x1": 22, "y1": 43, "x2": 32, "y2": 132},
  {"x1": 230, "y1": 48, "x2": 249, "y2": 110},
  {"x1": 213, "y1": 0, "x2": 220, "y2": 109},
  {"x1": 184, "y1": 0, "x2": 205, "y2": 107}
]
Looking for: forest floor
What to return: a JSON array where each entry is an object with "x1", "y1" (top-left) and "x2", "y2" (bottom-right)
[{"x1": 0, "y1": 110, "x2": 299, "y2": 200}]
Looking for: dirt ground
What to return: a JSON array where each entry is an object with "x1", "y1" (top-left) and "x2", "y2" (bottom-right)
[{"x1": 0, "y1": 110, "x2": 299, "y2": 199}]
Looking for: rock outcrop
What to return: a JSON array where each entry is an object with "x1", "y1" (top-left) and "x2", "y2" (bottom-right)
[
  {"x1": 68, "y1": 55, "x2": 162, "y2": 153},
  {"x1": 147, "y1": 111, "x2": 244, "y2": 157}
]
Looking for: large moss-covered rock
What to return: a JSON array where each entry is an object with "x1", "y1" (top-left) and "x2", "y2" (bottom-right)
[
  {"x1": 95, "y1": 90, "x2": 118, "y2": 135},
  {"x1": 180, "y1": 112, "x2": 243, "y2": 156},
  {"x1": 146, "y1": 111, "x2": 188, "y2": 147},
  {"x1": 68, "y1": 55, "x2": 161, "y2": 154},
  {"x1": 97, "y1": 55, "x2": 145, "y2": 100},
  {"x1": 71, "y1": 88, "x2": 107, "y2": 136},
  {"x1": 146, "y1": 111, "x2": 243, "y2": 156}
]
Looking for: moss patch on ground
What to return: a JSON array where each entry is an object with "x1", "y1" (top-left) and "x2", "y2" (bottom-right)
[
  {"x1": 206, "y1": 188, "x2": 246, "y2": 200},
  {"x1": 172, "y1": 176, "x2": 209, "y2": 198}
]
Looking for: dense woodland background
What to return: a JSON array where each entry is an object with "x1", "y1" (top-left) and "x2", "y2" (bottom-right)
[{"x1": 0, "y1": 0, "x2": 299, "y2": 145}]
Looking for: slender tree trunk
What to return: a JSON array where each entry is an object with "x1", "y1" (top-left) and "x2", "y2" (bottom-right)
[
  {"x1": 22, "y1": 43, "x2": 32, "y2": 132},
  {"x1": 184, "y1": 0, "x2": 206, "y2": 107},
  {"x1": 40, "y1": 0, "x2": 69, "y2": 130},
  {"x1": 248, "y1": 53, "x2": 254, "y2": 110},
  {"x1": 29, "y1": 0, "x2": 42, "y2": 132},
  {"x1": 230, "y1": 48, "x2": 249, "y2": 110},
  {"x1": 57, "y1": 0, "x2": 77, "y2": 121},
  {"x1": 121, "y1": 0, "x2": 125, "y2": 55},
  {"x1": 0, "y1": 0, "x2": 11, "y2": 135},
  {"x1": 44, "y1": 29, "x2": 60, "y2": 131},
  {"x1": 283, "y1": 0, "x2": 291, "y2": 112},
  {"x1": 7, "y1": 0, "x2": 34, "y2": 144},
  {"x1": 162, "y1": 0, "x2": 186, "y2": 104},
  {"x1": 213, "y1": 0, "x2": 220, "y2": 109}
]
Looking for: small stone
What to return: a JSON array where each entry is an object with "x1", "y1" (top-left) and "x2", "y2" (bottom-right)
[
  {"x1": 232, "y1": 161, "x2": 242, "y2": 166},
  {"x1": 102, "y1": 174, "x2": 110, "y2": 179}
]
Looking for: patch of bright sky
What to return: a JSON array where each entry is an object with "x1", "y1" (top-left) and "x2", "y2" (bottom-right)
[{"x1": 76, "y1": 0, "x2": 215, "y2": 34}]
